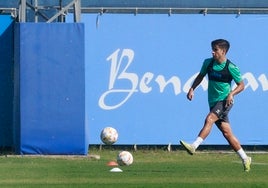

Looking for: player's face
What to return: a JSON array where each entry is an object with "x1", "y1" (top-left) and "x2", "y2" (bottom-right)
[{"x1": 212, "y1": 45, "x2": 225, "y2": 62}]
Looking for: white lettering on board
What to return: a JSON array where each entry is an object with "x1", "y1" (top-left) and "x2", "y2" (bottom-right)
[
  {"x1": 98, "y1": 49, "x2": 138, "y2": 110},
  {"x1": 99, "y1": 49, "x2": 267, "y2": 110}
]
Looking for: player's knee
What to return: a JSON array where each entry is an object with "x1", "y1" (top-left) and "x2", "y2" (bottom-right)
[
  {"x1": 205, "y1": 113, "x2": 217, "y2": 124},
  {"x1": 221, "y1": 130, "x2": 232, "y2": 139}
]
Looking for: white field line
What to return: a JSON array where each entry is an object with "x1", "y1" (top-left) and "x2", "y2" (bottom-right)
[{"x1": 232, "y1": 161, "x2": 268, "y2": 165}]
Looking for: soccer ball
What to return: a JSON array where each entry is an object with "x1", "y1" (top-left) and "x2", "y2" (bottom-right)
[
  {"x1": 100, "y1": 127, "x2": 118, "y2": 145},
  {"x1": 117, "y1": 151, "x2": 133, "y2": 166}
]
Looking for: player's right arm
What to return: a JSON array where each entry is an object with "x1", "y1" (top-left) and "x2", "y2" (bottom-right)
[
  {"x1": 187, "y1": 73, "x2": 205, "y2": 101},
  {"x1": 187, "y1": 59, "x2": 210, "y2": 101}
]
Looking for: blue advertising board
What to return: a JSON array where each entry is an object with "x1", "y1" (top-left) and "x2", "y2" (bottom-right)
[
  {"x1": 71, "y1": 14, "x2": 268, "y2": 145},
  {"x1": 14, "y1": 23, "x2": 87, "y2": 154},
  {"x1": 0, "y1": 15, "x2": 14, "y2": 147}
]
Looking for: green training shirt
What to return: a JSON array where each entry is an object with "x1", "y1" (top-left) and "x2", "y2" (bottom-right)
[{"x1": 200, "y1": 58, "x2": 243, "y2": 107}]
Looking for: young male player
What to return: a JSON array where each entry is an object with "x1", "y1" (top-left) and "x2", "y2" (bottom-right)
[{"x1": 180, "y1": 39, "x2": 251, "y2": 172}]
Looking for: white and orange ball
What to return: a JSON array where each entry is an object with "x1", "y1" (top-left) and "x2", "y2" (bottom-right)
[
  {"x1": 100, "y1": 127, "x2": 118, "y2": 145},
  {"x1": 117, "y1": 151, "x2": 133, "y2": 166}
]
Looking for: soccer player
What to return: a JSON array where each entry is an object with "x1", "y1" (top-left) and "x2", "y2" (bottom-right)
[{"x1": 180, "y1": 39, "x2": 251, "y2": 172}]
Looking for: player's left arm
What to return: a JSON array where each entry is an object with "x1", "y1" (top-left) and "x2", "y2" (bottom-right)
[{"x1": 226, "y1": 63, "x2": 245, "y2": 106}]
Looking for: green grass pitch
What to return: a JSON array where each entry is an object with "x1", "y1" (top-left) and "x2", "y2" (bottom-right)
[{"x1": 0, "y1": 148, "x2": 267, "y2": 188}]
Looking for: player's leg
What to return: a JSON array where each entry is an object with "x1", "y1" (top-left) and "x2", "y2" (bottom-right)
[
  {"x1": 216, "y1": 121, "x2": 241, "y2": 150},
  {"x1": 217, "y1": 121, "x2": 251, "y2": 172},
  {"x1": 180, "y1": 112, "x2": 218, "y2": 154},
  {"x1": 197, "y1": 112, "x2": 218, "y2": 140}
]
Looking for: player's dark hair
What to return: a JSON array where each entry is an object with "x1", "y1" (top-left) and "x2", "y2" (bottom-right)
[{"x1": 211, "y1": 39, "x2": 230, "y2": 54}]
